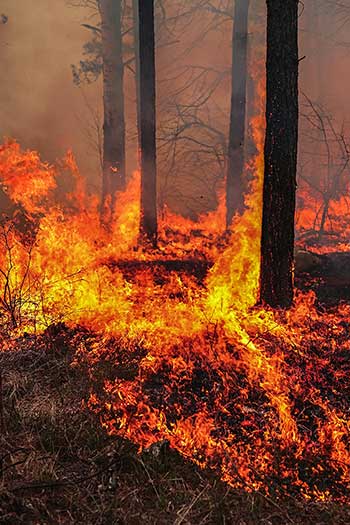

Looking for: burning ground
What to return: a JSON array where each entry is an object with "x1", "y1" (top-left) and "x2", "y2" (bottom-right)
[
  {"x1": 1, "y1": 324, "x2": 350, "y2": 524},
  {"x1": 1, "y1": 126, "x2": 350, "y2": 521}
]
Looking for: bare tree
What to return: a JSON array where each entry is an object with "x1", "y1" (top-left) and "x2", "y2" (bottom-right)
[
  {"x1": 98, "y1": 0, "x2": 126, "y2": 219},
  {"x1": 132, "y1": 0, "x2": 141, "y2": 151},
  {"x1": 156, "y1": 1, "x2": 233, "y2": 216},
  {"x1": 298, "y1": 94, "x2": 350, "y2": 241},
  {"x1": 138, "y1": 0, "x2": 158, "y2": 246},
  {"x1": 0, "y1": 222, "x2": 36, "y2": 330},
  {"x1": 260, "y1": 0, "x2": 299, "y2": 308},
  {"x1": 226, "y1": 0, "x2": 249, "y2": 228}
]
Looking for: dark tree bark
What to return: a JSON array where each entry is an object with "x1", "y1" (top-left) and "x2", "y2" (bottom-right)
[
  {"x1": 98, "y1": 0, "x2": 126, "y2": 215},
  {"x1": 259, "y1": 0, "x2": 299, "y2": 308},
  {"x1": 132, "y1": 0, "x2": 141, "y2": 152},
  {"x1": 226, "y1": 0, "x2": 250, "y2": 228},
  {"x1": 138, "y1": 0, "x2": 158, "y2": 246},
  {"x1": 303, "y1": 0, "x2": 323, "y2": 102}
]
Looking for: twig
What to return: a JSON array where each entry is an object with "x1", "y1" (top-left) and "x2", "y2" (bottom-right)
[
  {"x1": 9, "y1": 456, "x2": 120, "y2": 493},
  {"x1": 0, "y1": 369, "x2": 5, "y2": 480},
  {"x1": 174, "y1": 484, "x2": 209, "y2": 525}
]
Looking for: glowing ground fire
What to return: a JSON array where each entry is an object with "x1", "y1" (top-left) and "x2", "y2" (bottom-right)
[{"x1": 0, "y1": 81, "x2": 350, "y2": 501}]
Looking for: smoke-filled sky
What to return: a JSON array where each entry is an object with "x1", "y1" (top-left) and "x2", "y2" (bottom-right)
[
  {"x1": 0, "y1": 0, "x2": 101, "y2": 190},
  {"x1": 1, "y1": 1, "x2": 350, "y2": 212}
]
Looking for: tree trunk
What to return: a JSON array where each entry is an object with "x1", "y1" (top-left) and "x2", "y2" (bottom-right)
[
  {"x1": 303, "y1": 0, "x2": 321, "y2": 102},
  {"x1": 132, "y1": 0, "x2": 141, "y2": 154},
  {"x1": 259, "y1": 0, "x2": 299, "y2": 308},
  {"x1": 226, "y1": 0, "x2": 250, "y2": 228},
  {"x1": 138, "y1": 0, "x2": 158, "y2": 246},
  {"x1": 99, "y1": 0, "x2": 126, "y2": 216}
]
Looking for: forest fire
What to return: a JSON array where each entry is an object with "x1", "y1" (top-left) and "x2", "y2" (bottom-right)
[
  {"x1": 3, "y1": 1, "x2": 350, "y2": 521},
  {"x1": 0, "y1": 87, "x2": 350, "y2": 503},
  {"x1": 297, "y1": 186, "x2": 350, "y2": 254}
]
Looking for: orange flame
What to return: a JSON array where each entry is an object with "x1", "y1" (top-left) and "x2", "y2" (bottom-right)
[{"x1": 0, "y1": 68, "x2": 349, "y2": 501}]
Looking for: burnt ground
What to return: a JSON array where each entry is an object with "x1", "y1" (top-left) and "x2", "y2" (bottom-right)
[
  {"x1": 1, "y1": 257, "x2": 350, "y2": 523},
  {"x1": 295, "y1": 251, "x2": 350, "y2": 305},
  {"x1": 1, "y1": 328, "x2": 350, "y2": 525},
  {"x1": 110, "y1": 250, "x2": 350, "y2": 305},
  {"x1": 110, "y1": 258, "x2": 211, "y2": 285}
]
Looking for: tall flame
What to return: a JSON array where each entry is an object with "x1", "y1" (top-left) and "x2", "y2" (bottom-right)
[{"x1": 0, "y1": 69, "x2": 349, "y2": 500}]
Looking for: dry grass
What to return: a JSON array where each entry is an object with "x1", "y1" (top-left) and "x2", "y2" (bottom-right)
[{"x1": 0, "y1": 326, "x2": 350, "y2": 524}]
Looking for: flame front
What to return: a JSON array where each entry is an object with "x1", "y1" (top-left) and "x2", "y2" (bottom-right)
[{"x1": 0, "y1": 77, "x2": 349, "y2": 501}]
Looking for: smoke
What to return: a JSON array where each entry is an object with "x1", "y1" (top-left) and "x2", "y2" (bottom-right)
[
  {"x1": 1, "y1": 0, "x2": 350, "y2": 216},
  {"x1": 0, "y1": 0, "x2": 102, "y2": 191}
]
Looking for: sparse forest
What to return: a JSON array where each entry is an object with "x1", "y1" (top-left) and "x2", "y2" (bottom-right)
[{"x1": 1, "y1": 1, "x2": 350, "y2": 523}]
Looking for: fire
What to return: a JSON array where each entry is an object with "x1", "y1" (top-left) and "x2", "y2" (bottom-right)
[
  {"x1": 0, "y1": 78, "x2": 349, "y2": 501},
  {"x1": 296, "y1": 177, "x2": 350, "y2": 254},
  {"x1": 0, "y1": 141, "x2": 56, "y2": 214}
]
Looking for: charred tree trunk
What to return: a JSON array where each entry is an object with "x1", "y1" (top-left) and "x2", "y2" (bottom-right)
[
  {"x1": 132, "y1": 0, "x2": 141, "y2": 154},
  {"x1": 99, "y1": 0, "x2": 126, "y2": 216},
  {"x1": 303, "y1": 0, "x2": 326, "y2": 104},
  {"x1": 138, "y1": 0, "x2": 157, "y2": 246},
  {"x1": 260, "y1": 0, "x2": 299, "y2": 308},
  {"x1": 304, "y1": 0, "x2": 319, "y2": 100},
  {"x1": 226, "y1": 0, "x2": 250, "y2": 228}
]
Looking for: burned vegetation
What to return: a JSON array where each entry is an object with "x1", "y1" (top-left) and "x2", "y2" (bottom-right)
[{"x1": 1, "y1": 0, "x2": 350, "y2": 523}]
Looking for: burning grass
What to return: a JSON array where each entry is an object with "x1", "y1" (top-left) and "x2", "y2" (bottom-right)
[
  {"x1": 73, "y1": 291, "x2": 350, "y2": 503},
  {"x1": 0, "y1": 95, "x2": 350, "y2": 511},
  {"x1": 1, "y1": 325, "x2": 350, "y2": 524}
]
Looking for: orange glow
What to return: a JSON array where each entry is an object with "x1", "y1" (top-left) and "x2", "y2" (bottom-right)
[
  {"x1": 296, "y1": 183, "x2": 350, "y2": 254},
  {"x1": 0, "y1": 72, "x2": 349, "y2": 501}
]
